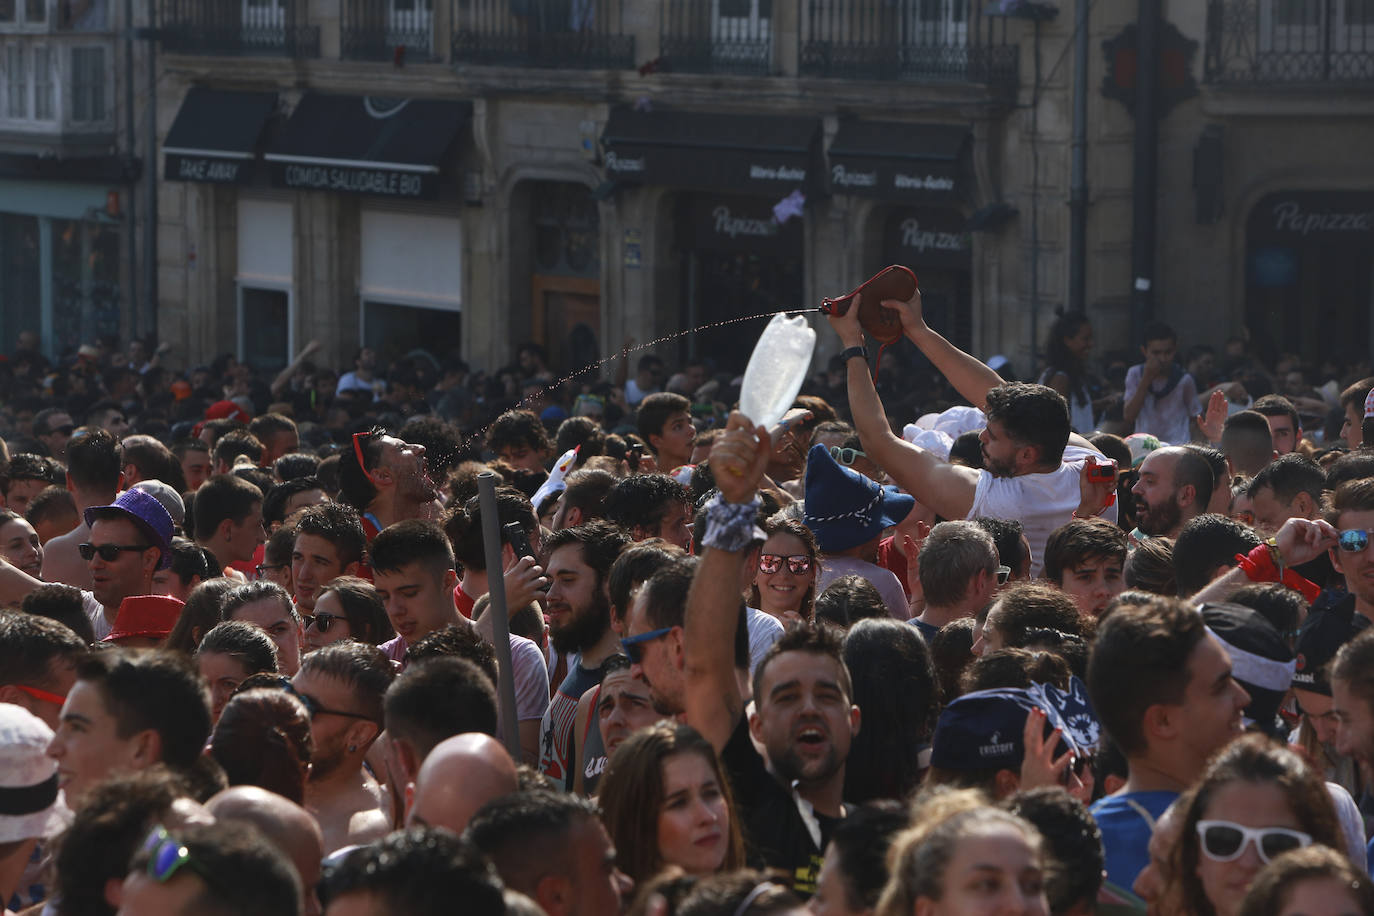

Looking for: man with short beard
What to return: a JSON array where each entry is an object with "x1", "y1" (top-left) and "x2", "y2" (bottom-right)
[
  {"x1": 291, "y1": 640, "x2": 395, "y2": 855},
  {"x1": 537, "y1": 519, "x2": 632, "y2": 790},
  {"x1": 1129, "y1": 446, "x2": 1213, "y2": 539}
]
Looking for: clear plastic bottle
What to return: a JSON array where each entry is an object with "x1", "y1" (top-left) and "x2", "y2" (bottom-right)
[{"x1": 738, "y1": 313, "x2": 816, "y2": 429}]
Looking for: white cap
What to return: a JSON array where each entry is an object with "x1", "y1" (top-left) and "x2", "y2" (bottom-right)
[
  {"x1": 0, "y1": 703, "x2": 71, "y2": 842},
  {"x1": 932, "y1": 405, "x2": 987, "y2": 440},
  {"x1": 902, "y1": 425, "x2": 954, "y2": 461},
  {"x1": 130, "y1": 479, "x2": 186, "y2": 527}
]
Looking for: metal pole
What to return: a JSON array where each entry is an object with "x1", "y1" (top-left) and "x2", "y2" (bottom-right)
[
  {"x1": 124, "y1": 0, "x2": 137, "y2": 340},
  {"x1": 142, "y1": 0, "x2": 158, "y2": 341},
  {"x1": 477, "y1": 471, "x2": 521, "y2": 760},
  {"x1": 1068, "y1": 0, "x2": 1089, "y2": 315},
  {"x1": 1029, "y1": 18, "x2": 1042, "y2": 371},
  {"x1": 1129, "y1": 0, "x2": 1161, "y2": 347}
]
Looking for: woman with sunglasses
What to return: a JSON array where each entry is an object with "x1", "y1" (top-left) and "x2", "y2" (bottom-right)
[
  {"x1": 599, "y1": 722, "x2": 746, "y2": 884},
  {"x1": 306, "y1": 575, "x2": 394, "y2": 652},
  {"x1": 750, "y1": 517, "x2": 820, "y2": 625},
  {"x1": 1166, "y1": 734, "x2": 1343, "y2": 916}
]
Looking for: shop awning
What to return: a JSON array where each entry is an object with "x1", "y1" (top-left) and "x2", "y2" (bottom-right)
[
  {"x1": 265, "y1": 94, "x2": 472, "y2": 201},
  {"x1": 163, "y1": 87, "x2": 278, "y2": 185},
  {"x1": 601, "y1": 106, "x2": 821, "y2": 194},
  {"x1": 827, "y1": 121, "x2": 970, "y2": 203}
]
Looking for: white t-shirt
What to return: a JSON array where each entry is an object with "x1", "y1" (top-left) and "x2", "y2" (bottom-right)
[
  {"x1": 968, "y1": 444, "x2": 1119, "y2": 577},
  {"x1": 746, "y1": 607, "x2": 784, "y2": 674},
  {"x1": 83, "y1": 591, "x2": 111, "y2": 641},
  {"x1": 1124, "y1": 364, "x2": 1200, "y2": 445}
]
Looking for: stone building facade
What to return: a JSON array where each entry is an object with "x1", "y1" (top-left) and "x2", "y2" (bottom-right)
[{"x1": 149, "y1": 0, "x2": 1374, "y2": 379}]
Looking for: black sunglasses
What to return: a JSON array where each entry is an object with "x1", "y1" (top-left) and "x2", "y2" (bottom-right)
[
  {"x1": 304, "y1": 612, "x2": 345, "y2": 634},
  {"x1": 79, "y1": 542, "x2": 151, "y2": 562}
]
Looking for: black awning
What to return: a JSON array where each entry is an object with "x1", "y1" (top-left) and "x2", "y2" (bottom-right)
[
  {"x1": 827, "y1": 121, "x2": 970, "y2": 203},
  {"x1": 601, "y1": 106, "x2": 821, "y2": 194},
  {"x1": 163, "y1": 87, "x2": 278, "y2": 185},
  {"x1": 264, "y1": 94, "x2": 472, "y2": 201}
]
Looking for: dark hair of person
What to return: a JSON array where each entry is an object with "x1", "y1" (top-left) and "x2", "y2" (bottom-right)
[
  {"x1": 210, "y1": 687, "x2": 312, "y2": 805},
  {"x1": 753, "y1": 620, "x2": 852, "y2": 707},
  {"x1": 990, "y1": 582, "x2": 1087, "y2": 646},
  {"x1": 983, "y1": 382, "x2": 1071, "y2": 467},
  {"x1": 1324, "y1": 477, "x2": 1374, "y2": 528},
  {"x1": 973, "y1": 516, "x2": 1028, "y2": 577},
  {"x1": 4, "y1": 452, "x2": 63, "y2": 489},
  {"x1": 465, "y1": 790, "x2": 604, "y2": 896},
  {"x1": 1043, "y1": 311, "x2": 1090, "y2": 394},
  {"x1": 404, "y1": 622, "x2": 499, "y2": 684},
  {"x1": 1250, "y1": 394, "x2": 1302, "y2": 435},
  {"x1": 1003, "y1": 787, "x2": 1105, "y2": 914},
  {"x1": 842, "y1": 620, "x2": 938, "y2": 803},
  {"x1": 815, "y1": 574, "x2": 887, "y2": 629},
  {"x1": 263, "y1": 523, "x2": 295, "y2": 568},
  {"x1": 262, "y1": 476, "x2": 324, "y2": 527},
  {"x1": 297, "y1": 640, "x2": 395, "y2": 725},
  {"x1": 197, "y1": 620, "x2": 279, "y2": 674},
  {"x1": 554, "y1": 416, "x2": 606, "y2": 463},
  {"x1": 1123, "y1": 536, "x2": 1177, "y2": 596},
  {"x1": 213, "y1": 429, "x2": 264, "y2": 469},
  {"x1": 25, "y1": 485, "x2": 78, "y2": 529},
  {"x1": 192, "y1": 474, "x2": 263, "y2": 541},
  {"x1": 120, "y1": 435, "x2": 180, "y2": 491},
  {"x1": 1331, "y1": 628, "x2": 1374, "y2": 710},
  {"x1": 929, "y1": 617, "x2": 976, "y2": 705},
  {"x1": 1169, "y1": 446, "x2": 1217, "y2": 516},
  {"x1": 748, "y1": 516, "x2": 820, "y2": 619},
  {"x1": 292, "y1": 501, "x2": 367, "y2": 569},
  {"x1": 946, "y1": 430, "x2": 984, "y2": 468},
  {"x1": 1171, "y1": 735, "x2": 1342, "y2": 916},
  {"x1": 1221, "y1": 410, "x2": 1278, "y2": 475},
  {"x1": 487, "y1": 409, "x2": 552, "y2": 456},
  {"x1": 248, "y1": 411, "x2": 297, "y2": 443},
  {"x1": 544, "y1": 519, "x2": 634, "y2": 589},
  {"x1": 443, "y1": 488, "x2": 535, "y2": 572},
  {"x1": 199, "y1": 418, "x2": 247, "y2": 449},
  {"x1": 607, "y1": 540, "x2": 682, "y2": 621},
  {"x1": 602, "y1": 473, "x2": 689, "y2": 537},
  {"x1": 1184, "y1": 443, "x2": 1229, "y2": 496},
  {"x1": 385, "y1": 656, "x2": 499, "y2": 759},
  {"x1": 917, "y1": 521, "x2": 998, "y2": 608},
  {"x1": 1230, "y1": 583, "x2": 1306, "y2": 643},
  {"x1": 371, "y1": 517, "x2": 456, "y2": 582},
  {"x1": 322, "y1": 827, "x2": 506, "y2": 916},
  {"x1": 1323, "y1": 451, "x2": 1374, "y2": 491},
  {"x1": 1042, "y1": 517, "x2": 1127, "y2": 583},
  {"x1": 74, "y1": 648, "x2": 213, "y2": 771},
  {"x1": 64, "y1": 426, "x2": 122, "y2": 491},
  {"x1": 317, "y1": 575, "x2": 395, "y2": 644},
  {"x1": 558, "y1": 468, "x2": 617, "y2": 523},
  {"x1": 1237, "y1": 844, "x2": 1374, "y2": 916},
  {"x1": 1087, "y1": 597, "x2": 1206, "y2": 756},
  {"x1": 638, "y1": 556, "x2": 697, "y2": 631},
  {"x1": 961, "y1": 647, "x2": 1072, "y2": 692},
  {"x1": 1173, "y1": 513, "x2": 1262, "y2": 597},
  {"x1": 128, "y1": 819, "x2": 302, "y2": 916},
  {"x1": 273, "y1": 452, "x2": 320, "y2": 482},
  {"x1": 0, "y1": 608, "x2": 88, "y2": 685},
  {"x1": 636, "y1": 392, "x2": 691, "y2": 446},
  {"x1": 1248, "y1": 453, "x2": 1325, "y2": 507},
  {"x1": 164, "y1": 577, "x2": 237, "y2": 654},
  {"x1": 53, "y1": 766, "x2": 195, "y2": 916},
  {"x1": 316, "y1": 453, "x2": 341, "y2": 497},
  {"x1": 677, "y1": 872, "x2": 802, "y2": 916},
  {"x1": 17, "y1": 585, "x2": 96, "y2": 645},
  {"x1": 825, "y1": 801, "x2": 910, "y2": 911},
  {"x1": 222, "y1": 580, "x2": 301, "y2": 627},
  {"x1": 599, "y1": 722, "x2": 746, "y2": 884}
]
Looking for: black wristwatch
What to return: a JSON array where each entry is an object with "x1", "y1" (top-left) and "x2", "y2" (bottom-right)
[{"x1": 840, "y1": 345, "x2": 869, "y2": 363}]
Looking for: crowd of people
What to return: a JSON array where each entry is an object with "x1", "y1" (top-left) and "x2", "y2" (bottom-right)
[{"x1": 2, "y1": 290, "x2": 1374, "y2": 916}]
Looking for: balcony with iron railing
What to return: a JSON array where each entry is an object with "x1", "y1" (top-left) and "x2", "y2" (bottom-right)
[
  {"x1": 342, "y1": 0, "x2": 438, "y2": 62},
  {"x1": 450, "y1": 0, "x2": 635, "y2": 69},
  {"x1": 660, "y1": 0, "x2": 776, "y2": 76},
  {"x1": 1204, "y1": 0, "x2": 1374, "y2": 85},
  {"x1": 159, "y1": 0, "x2": 320, "y2": 58},
  {"x1": 797, "y1": 0, "x2": 1018, "y2": 87}
]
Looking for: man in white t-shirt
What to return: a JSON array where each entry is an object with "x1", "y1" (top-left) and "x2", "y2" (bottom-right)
[{"x1": 827, "y1": 286, "x2": 1115, "y2": 575}]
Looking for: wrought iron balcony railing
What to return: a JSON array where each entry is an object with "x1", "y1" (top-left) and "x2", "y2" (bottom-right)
[
  {"x1": 798, "y1": 0, "x2": 1018, "y2": 87},
  {"x1": 660, "y1": 0, "x2": 776, "y2": 76},
  {"x1": 342, "y1": 0, "x2": 437, "y2": 62},
  {"x1": 1204, "y1": 0, "x2": 1374, "y2": 84},
  {"x1": 450, "y1": 0, "x2": 634, "y2": 69},
  {"x1": 160, "y1": 0, "x2": 319, "y2": 57}
]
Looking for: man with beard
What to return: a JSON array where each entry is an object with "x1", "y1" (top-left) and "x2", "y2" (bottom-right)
[
  {"x1": 338, "y1": 428, "x2": 441, "y2": 539},
  {"x1": 633, "y1": 412, "x2": 860, "y2": 897},
  {"x1": 537, "y1": 520, "x2": 632, "y2": 789},
  {"x1": 291, "y1": 640, "x2": 395, "y2": 855},
  {"x1": 826, "y1": 288, "x2": 1115, "y2": 575},
  {"x1": 371, "y1": 519, "x2": 549, "y2": 764},
  {"x1": 1130, "y1": 446, "x2": 1213, "y2": 540}
]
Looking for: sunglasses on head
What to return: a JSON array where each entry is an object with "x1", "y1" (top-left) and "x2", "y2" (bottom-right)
[
  {"x1": 304, "y1": 612, "x2": 344, "y2": 633},
  {"x1": 758, "y1": 554, "x2": 814, "y2": 575},
  {"x1": 1196, "y1": 820, "x2": 1311, "y2": 864},
  {"x1": 620, "y1": 627, "x2": 672, "y2": 665},
  {"x1": 829, "y1": 446, "x2": 867, "y2": 466},
  {"x1": 1339, "y1": 528, "x2": 1373, "y2": 553},
  {"x1": 352, "y1": 430, "x2": 379, "y2": 486},
  {"x1": 78, "y1": 542, "x2": 151, "y2": 562},
  {"x1": 140, "y1": 826, "x2": 211, "y2": 885}
]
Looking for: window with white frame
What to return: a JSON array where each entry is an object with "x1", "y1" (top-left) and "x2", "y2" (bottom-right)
[
  {"x1": 32, "y1": 45, "x2": 53, "y2": 120},
  {"x1": 3, "y1": 45, "x2": 27, "y2": 118},
  {"x1": 236, "y1": 198, "x2": 294, "y2": 371}
]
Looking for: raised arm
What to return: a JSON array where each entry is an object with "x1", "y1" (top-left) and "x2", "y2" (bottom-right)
[
  {"x1": 682, "y1": 412, "x2": 772, "y2": 753},
  {"x1": 270, "y1": 339, "x2": 323, "y2": 398},
  {"x1": 0, "y1": 556, "x2": 44, "y2": 608},
  {"x1": 828, "y1": 302, "x2": 980, "y2": 521},
  {"x1": 877, "y1": 290, "x2": 1006, "y2": 410}
]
